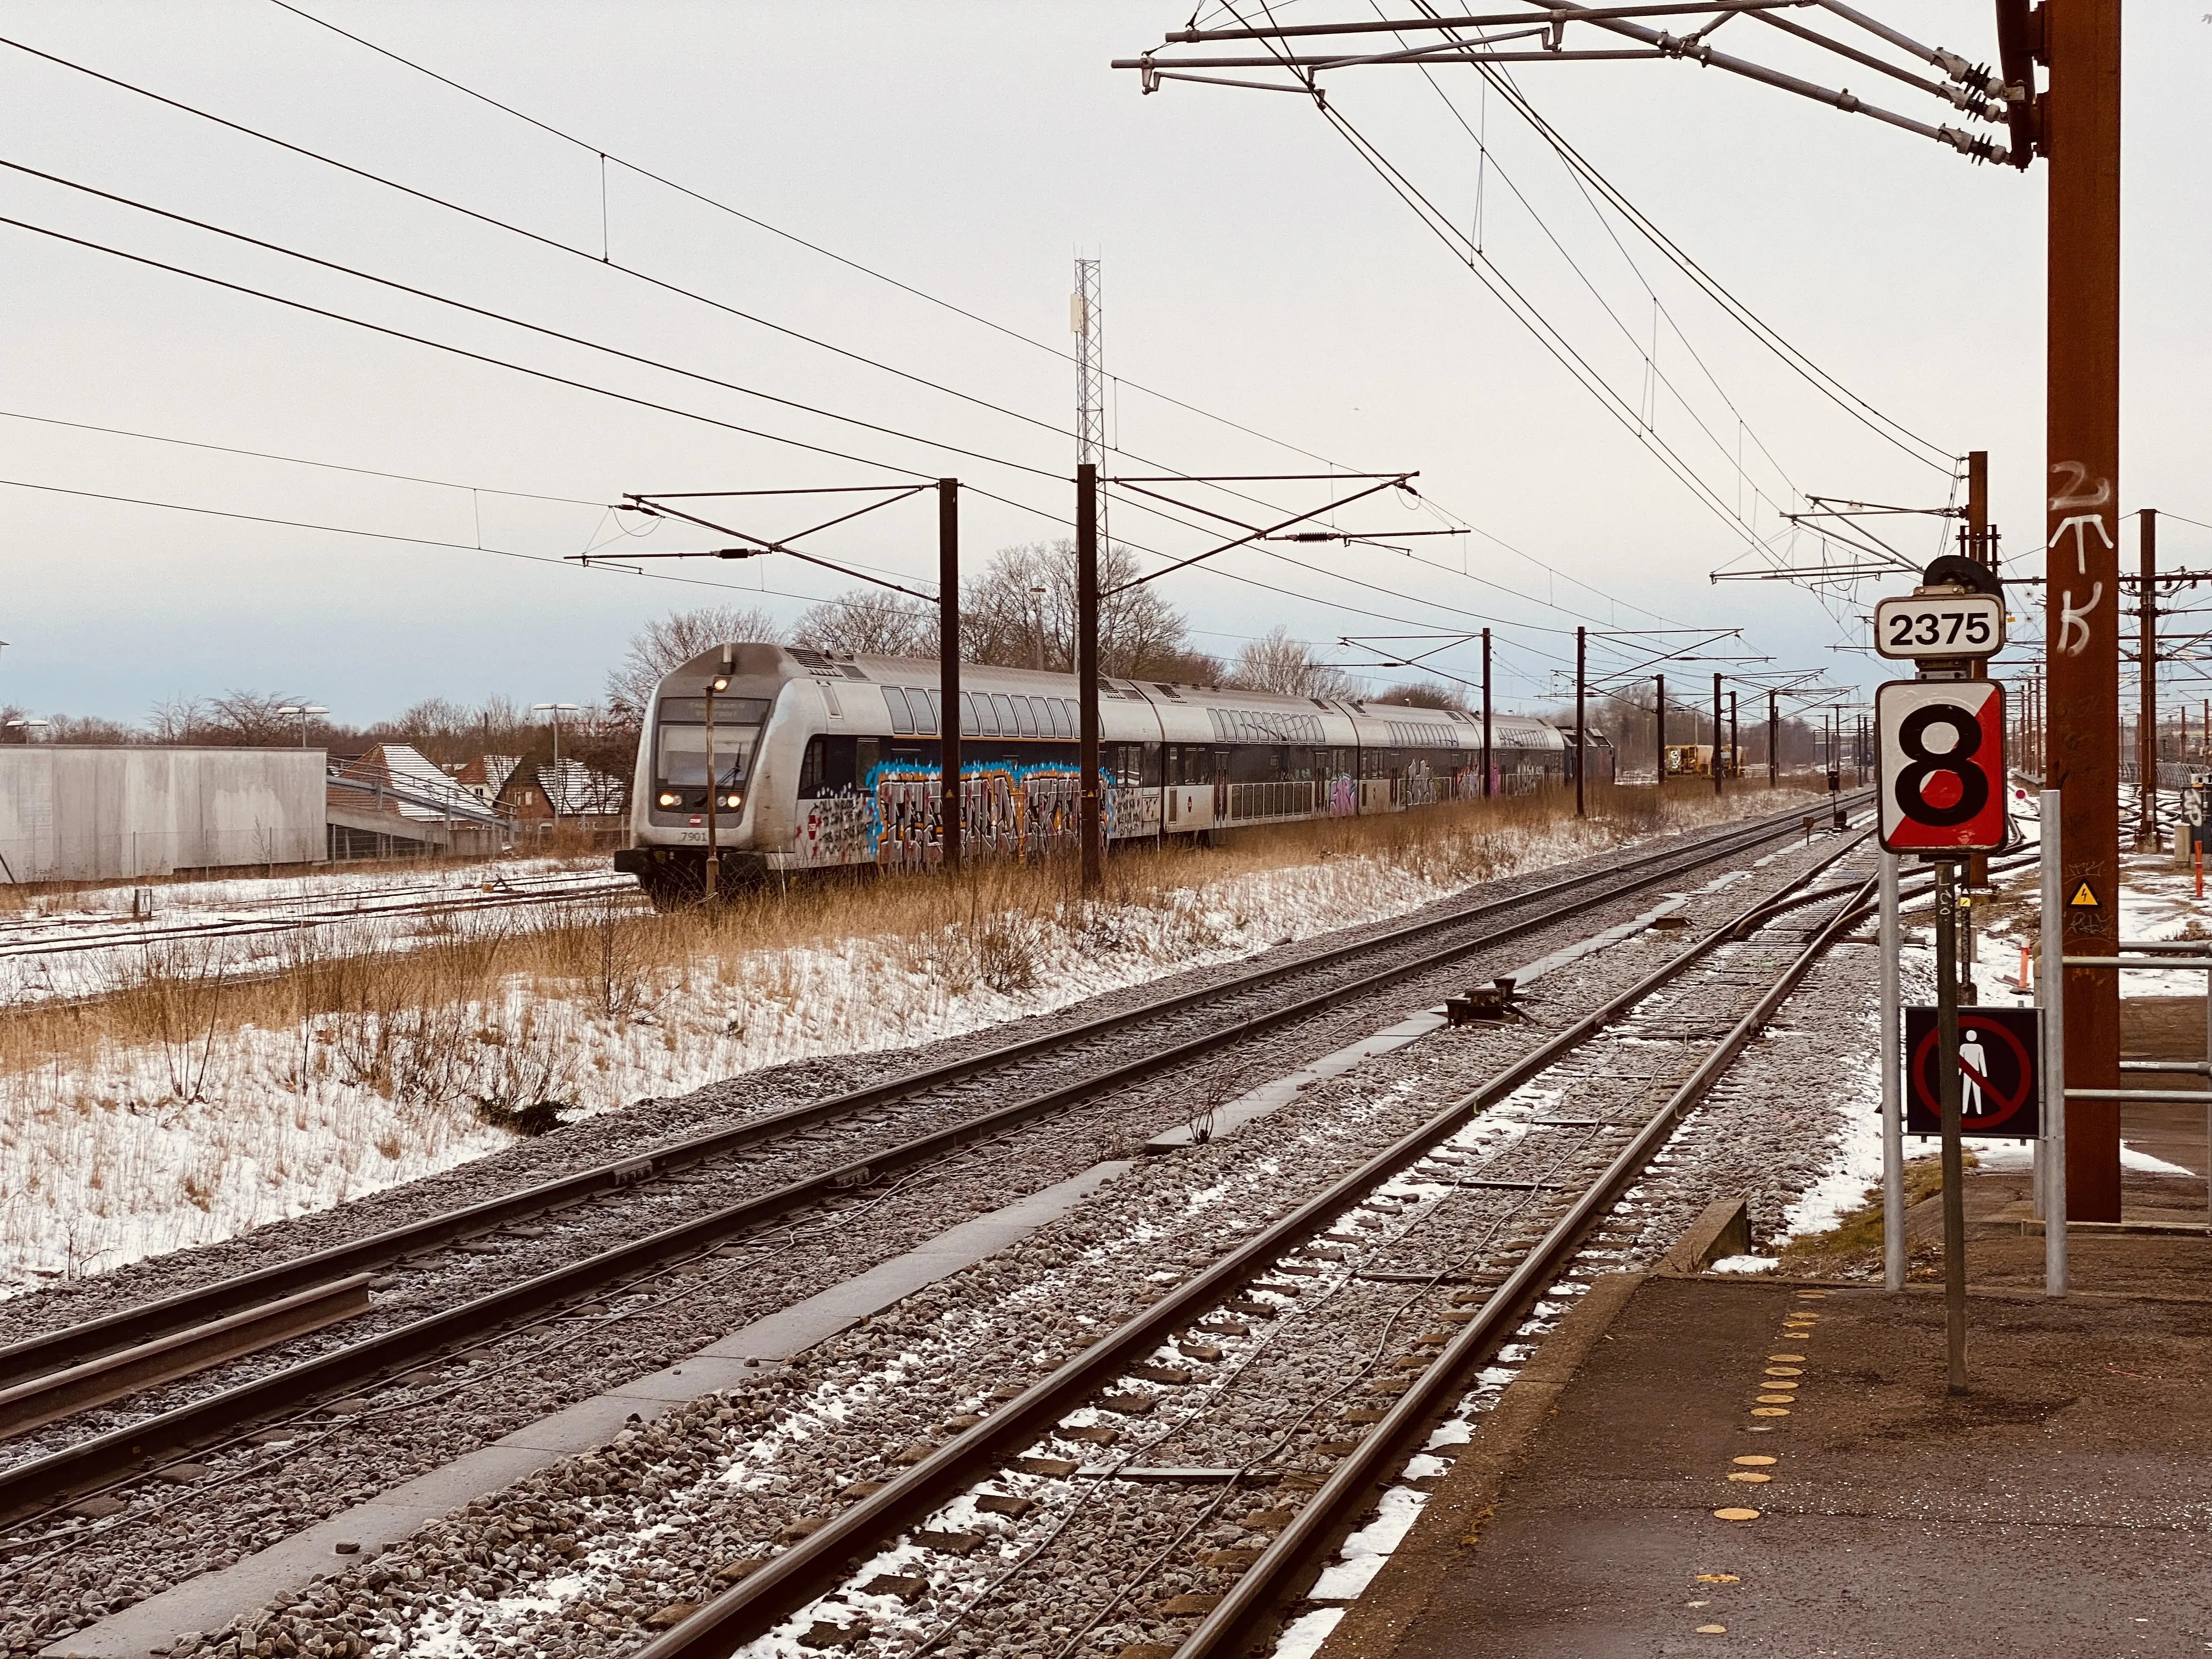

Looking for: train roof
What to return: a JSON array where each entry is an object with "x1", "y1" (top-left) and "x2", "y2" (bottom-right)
[{"x1": 660, "y1": 645, "x2": 1568, "y2": 747}]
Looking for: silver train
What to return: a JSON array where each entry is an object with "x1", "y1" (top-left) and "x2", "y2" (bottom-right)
[{"x1": 614, "y1": 644, "x2": 1611, "y2": 903}]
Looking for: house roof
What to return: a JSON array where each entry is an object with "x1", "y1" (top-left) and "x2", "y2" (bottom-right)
[
  {"x1": 535, "y1": 757, "x2": 627, "y2": 816},
  {"x1": 338, "y1": 743, "x2": 486, "y2": 821},
  {"x1": 456, "y1": 753, "x2": 522, "y2": 793}
]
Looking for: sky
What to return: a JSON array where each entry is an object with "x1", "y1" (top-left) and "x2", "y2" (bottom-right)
[{"x1": 1, "y1": 1, "x2": 2206, "y2": 731}]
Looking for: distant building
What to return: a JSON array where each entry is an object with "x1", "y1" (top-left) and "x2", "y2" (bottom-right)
[
  {"x1": 455, "y1": 753, "x2": 521, "y2": 805},
  {"x1": 0, "y1": 747, "x2": 323, "y2": 880},
  {"x1": 496, "y1": 756, "x2": 628, "y2": 840},
  {"x1": 337, "y1": 744, "x2": 476, "y2": 821},
  {"x1": 329, "y1": 743, "x2": 507, "y2": 860}
]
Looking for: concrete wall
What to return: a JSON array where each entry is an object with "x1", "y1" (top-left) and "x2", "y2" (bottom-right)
[{"x1": 0, "y1": 747, "x2": 325, "y2": 882}]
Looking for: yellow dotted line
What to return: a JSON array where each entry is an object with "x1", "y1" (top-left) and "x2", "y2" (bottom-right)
[{"x1": 1693, "y1": 1290, "x2": 1829, "y2": 1633}]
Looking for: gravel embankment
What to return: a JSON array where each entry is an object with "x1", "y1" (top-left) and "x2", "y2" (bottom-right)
[{"x1": 28, "y1": 831, "x2": 1888, "y2": 1659}]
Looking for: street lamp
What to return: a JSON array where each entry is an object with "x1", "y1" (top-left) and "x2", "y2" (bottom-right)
[
  {"x1": 532, "y1": 703, "x2": 581, "y2": 830},
  {"x1": 276, "y1": 704, "x2": 328, "y2": 748}
]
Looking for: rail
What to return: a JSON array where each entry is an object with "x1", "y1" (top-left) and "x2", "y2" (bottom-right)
[
  {"x1": 629, "y1": 832, "x2": 1875, "y2": 1659},
  {"x1": 0, "y1": 798, "x2": 1868, "y2": 1524},
  {"x1": 0, "y1": 798, "x2": 1860, "y2": 1394}
]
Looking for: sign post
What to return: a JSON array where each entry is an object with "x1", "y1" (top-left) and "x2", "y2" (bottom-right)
[
  {"x1": 1878, "y1": 563, "x2": 2009, "y2": 1392},
  {"x1": 1932, "y1": 864, "x2": 1969, "y2": 1393},
  {"x1": 1880, "y1": 851, "x2": 1904, "y2": 1292}
]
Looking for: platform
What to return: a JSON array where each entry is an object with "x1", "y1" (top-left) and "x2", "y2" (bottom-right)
[{"x1": 1324, "y1": 1271, "x2": 2212, "y2": 1658}]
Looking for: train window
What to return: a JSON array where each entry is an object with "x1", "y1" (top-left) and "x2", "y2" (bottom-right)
[
  {"x1": 990, "y1": 693, "x2": 1016, "y2": 735},
  {"x1": 1006, "y1": 697, "x2": 1031, "y2": 738},
  {"x1": 800, "y1": 736, "x2": 858, "y2": 795},
  {"x1": 1142, "y1": 742, "x2": 1163, "y2": 786},
  {"x1": 910, "y1": 689, "x2": 939, "y2": 736},
  {"x1": 959, "y1": 692, "x2": 983, "y2": 737},
  {"x1": 856, "y1": 738, "x2": 881, "y2": 780},
  {"x1": 883, "y1": 687, "x2": 915, "y2": 734},
  {"x1": 823, "y1": 685, "x2": 843, "y2": 719},
  {"x1": 1046, "y1": 699, "x2": 1070, "y2": 739}
]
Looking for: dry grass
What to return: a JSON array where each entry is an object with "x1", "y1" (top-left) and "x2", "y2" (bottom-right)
[
  {"x1": 1779, "y1": 1150, "x2": 1977, "y2": 1271},
  {"x1": 0, "y1": 781, "x2": 1820, "y2": 1099},
  {"x1": 0, "y1": 779, "x2": 1827, "y2": 1285}
]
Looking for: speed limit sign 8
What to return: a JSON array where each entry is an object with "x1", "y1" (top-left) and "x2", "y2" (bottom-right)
[{"x1": 1877, "y1": 680, "x2": 2007, "y2": 854}]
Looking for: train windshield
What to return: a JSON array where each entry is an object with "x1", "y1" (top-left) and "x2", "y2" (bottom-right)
[{"x1": 656, "y1": 695, "x2": 772, "y2": 789}]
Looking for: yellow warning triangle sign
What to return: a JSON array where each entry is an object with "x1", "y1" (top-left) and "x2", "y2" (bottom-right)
[{"x1": 2068, "y1": 882, "x2": 2101, "y2": 909}]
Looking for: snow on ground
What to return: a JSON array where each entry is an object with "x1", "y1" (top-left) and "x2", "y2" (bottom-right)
[
  {"x1": 0, "y1": 799, "x2": 1809, "y2": 1294},
  {"x1": 0, "y1": 857, "x2": 623, "y2": 1007}
]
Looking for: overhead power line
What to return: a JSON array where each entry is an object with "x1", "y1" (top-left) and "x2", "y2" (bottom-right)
[
  {"x1": 0, "y1": 24, "x2": 1706, "y2": 644},
  {"x1": 249, "y1": 5, "x2": 1701, "y2": 633}
]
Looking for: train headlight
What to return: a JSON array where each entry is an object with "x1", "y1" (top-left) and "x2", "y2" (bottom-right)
[
  {"x1": 722, "y1": 793, "x2": 743, "y2": 809},
  {"x1": 656, "y1": 790, "x2": 681, "y2": 809}
]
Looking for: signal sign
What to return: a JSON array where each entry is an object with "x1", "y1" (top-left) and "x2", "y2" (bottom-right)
[
  {"x1": 1903, "y1": 1006, "x2": 2041, "y2": 1138},
  {"x1": 1877, "y1": 680, "x2": 2007, "y2": 854}
]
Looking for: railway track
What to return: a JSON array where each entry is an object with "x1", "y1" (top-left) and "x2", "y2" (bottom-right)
[
  {"x1": 0, "y1": 869, "x2": 639, "y2": 961},
  {"x1": 0, "y1": 799, "x2": 1862, "y2": 1533},
  {"x1": 623, "y1": 833, "x2": 1881, "y2": 1659}
]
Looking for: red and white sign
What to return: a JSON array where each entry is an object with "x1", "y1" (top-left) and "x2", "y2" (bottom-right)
[{"x1": 1877, "y1": 680, "x2": 2006, "y2": 853}]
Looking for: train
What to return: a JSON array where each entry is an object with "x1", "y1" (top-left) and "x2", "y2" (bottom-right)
[
  {"x1": 613, "y1": 644, "x2": 1612, "y2": 904},
  {"x1": 1662, "y1": 743, "x2": 1745, "y2": 779}
]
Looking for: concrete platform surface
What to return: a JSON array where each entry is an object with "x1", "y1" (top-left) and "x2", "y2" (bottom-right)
[{"x1": 1340, "y1": 1276, "x2": 2212, "y2": 1658}]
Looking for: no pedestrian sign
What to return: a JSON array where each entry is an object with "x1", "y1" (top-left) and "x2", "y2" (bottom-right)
[
  {"x1": 1877, "y1": 680, "x2": 2007, "y2": 854},
  {"x1": 1902, "y1": 1006, "x2": 2042, "y2": 1138}
]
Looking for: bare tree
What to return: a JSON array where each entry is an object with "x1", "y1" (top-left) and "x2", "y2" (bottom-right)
[
  {"x1": 148, "y1": 695, "x2": 207, "y2": 744},
  {"x1": 1228, "y1": 627, "x2": 1356, "y2": 698},
  {"x1": 606, "y1": 605, "x2": 786, "y2": 719},
  {"x1": 180, "y1": 691, "x2": 305, "y2": 745},
  {"x1": 43, "y1": 713, "x2": 136, "y2": 744},
  {"x1": 793, "y1": 588, "x2": 938, "y2": 657},
  {"x1": 962, "y1": 540, "x2": 1202, "y2": 680}
]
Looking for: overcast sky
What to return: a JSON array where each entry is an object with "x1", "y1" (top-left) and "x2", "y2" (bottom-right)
[{"x1": 1, "y1": 2, "x2": 2205, "y2": 729}]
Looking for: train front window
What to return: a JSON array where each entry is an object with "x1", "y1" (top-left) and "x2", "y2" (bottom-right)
[{"x1": 654, "y1": 695, "x2": 771, "y2": 800}]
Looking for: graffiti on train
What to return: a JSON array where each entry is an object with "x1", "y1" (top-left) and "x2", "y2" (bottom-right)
[{"x1": 791, "y1": 761, "x2": 1159, "y2": 868}]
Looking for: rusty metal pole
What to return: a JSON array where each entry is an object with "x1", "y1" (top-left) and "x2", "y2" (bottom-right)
[
  {"x1": 1575, "y1": 626, "x2": 1586, "y2": 818},
  {"x1": 2045, "y1": 0, "x2": 2124, "y2": 1222},
  {"x1": 1655, "y1": 674, "x2": 1666, "y2": 791},
  {"x1": 1768, "y1": 689, "x2": 1777, "y2": 788},
  {"x1": 2137, "y1": 508, "x2": 2158, "y2": 848},
  {"x1": 1966, "y1": 452, "x2": 1993, "y2": 888},
  {"x1": 1481, "y1": 628, "x2": 1493, "y2": 799},
  {"x1": 1077, "y1": 462, "x2": 1102, "y2": 893},
  {"x1": 1712, "y1": 674, "x2": 1723, "y2": 798},
  {"x1": 938, "y1": 479, "x2": 961, "y2": 875}
]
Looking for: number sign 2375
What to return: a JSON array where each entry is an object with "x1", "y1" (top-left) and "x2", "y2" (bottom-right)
[{"x1": 1873, "y1": 594, "x2": 2004, "y2": 660}]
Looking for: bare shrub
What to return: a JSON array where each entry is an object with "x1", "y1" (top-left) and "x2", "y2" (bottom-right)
[{"x1": 975, "y1": 912, "x2": 1043, "y2": 995}]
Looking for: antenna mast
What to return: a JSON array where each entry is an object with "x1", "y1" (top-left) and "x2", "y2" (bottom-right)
[{"x1": 1073, "y1": 257, "x2": 1108, "y2": 551}]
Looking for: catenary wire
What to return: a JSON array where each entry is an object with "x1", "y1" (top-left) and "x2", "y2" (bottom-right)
[
  {"x1": 0, "y1": 24, "x2": 1713, "y2": 646},
  {"x1": 240, "y1": 10, "x2": 1697, "y2": 631},
  {"x1": 0, "y1": 31, "x2": 1775, "y2": 665}
]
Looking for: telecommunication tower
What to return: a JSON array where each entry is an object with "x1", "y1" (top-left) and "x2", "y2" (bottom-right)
[{"x1": 1072, "y1": 257, "x2": 1108, "y2": 548}]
